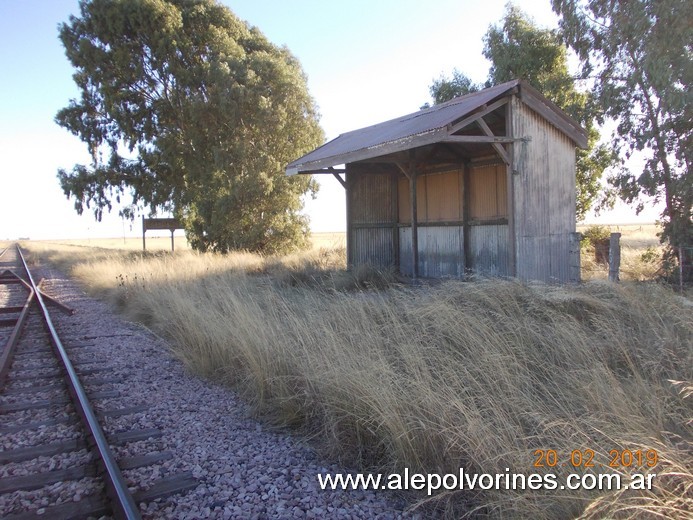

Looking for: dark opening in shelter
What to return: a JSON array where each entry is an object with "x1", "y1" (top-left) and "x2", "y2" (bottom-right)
[{"x1": 286, "y1": 80, "x2": 587, "y2": 283}]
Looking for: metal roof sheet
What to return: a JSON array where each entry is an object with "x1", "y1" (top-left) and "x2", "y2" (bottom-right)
[{"x1": 287, "y1": 80, "x2": 587, "y2": 173}]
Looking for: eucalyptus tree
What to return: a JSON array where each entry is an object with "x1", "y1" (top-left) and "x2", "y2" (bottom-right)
[
  {"x1": 553, "y1": 0, "x2": 692, "y2": 279},
  {"x1": 57, "y1": 0, "x2": 324, "y2": 253}
]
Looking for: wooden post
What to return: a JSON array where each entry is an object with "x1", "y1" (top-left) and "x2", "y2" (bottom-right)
[
  {"x1": 462, "y1": 163, "x2": 471, "y2": 275},
  {"x1": 392, "y1": 170, "x2": 400, "y2": 270},
  {"x1": 345, "y1": 165, "x2": 353, "y2": 269},
  {"x1": 142, "y1": 216, "x2": 146, "y2": 252},
  {"x1": 170, "y1": 229, "x2": 175, "y2": 252},
  {"x1": 679, "y1": 245, "x2": 684, "y2": 294},
  {"x1": 569, "y1": 232, "x2": 582, "y2": 283},
  {"x1": 505, "y1": 100, "x2": 516, "y2": 277},
  {"x1": 409, "y1": 157, "x2": 419, "y2": 279},
  {"x1": 608, "y1": 232, "x2": 621, "y2": 282}
]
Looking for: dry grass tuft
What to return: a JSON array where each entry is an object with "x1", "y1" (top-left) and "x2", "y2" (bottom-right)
[{"x1": 22, "y1": 240, "x2": 693, "y2": 519}]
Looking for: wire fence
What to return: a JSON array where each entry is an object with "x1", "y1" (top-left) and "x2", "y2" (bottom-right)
[
  {"x1": 579, "y1": 237, "x2": 691, "y2": 294},
  {"x1": 677, "y1": 245, "x2": 693, "y2": 293}
]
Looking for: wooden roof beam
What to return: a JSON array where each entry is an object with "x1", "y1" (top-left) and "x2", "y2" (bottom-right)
[
  {"x1": 441, "y1": 135, "x2": 516, "y2": 144},
  {"x1": 446, "y1": 96, "x2": 511, "y2": 135},
  {"x1": 288, "y1": 167, "x2": 346, "y2": 175},
  {"x1": 332, "y1": 172, "x2": 346, "y2": 189},
  {"x1": 476, "y1": 117, "x2": 511, "y2": 166}
]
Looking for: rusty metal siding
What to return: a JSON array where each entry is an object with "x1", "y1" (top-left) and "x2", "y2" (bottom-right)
[
  {"x1": 469, "y1": 224, "x2": 509, "y2": 276},
  {"x1": 512, "y1": 98, "x2": 577, "y2": 282},
  {"x1": 399, "y1": 226, "x2": 464, "y2": 277}
]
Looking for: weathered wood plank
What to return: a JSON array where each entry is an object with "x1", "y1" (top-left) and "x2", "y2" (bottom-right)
[
  {"x1": 2, "y1": 495, "x2": 108, "y2": 520},
  {"x1": 442, "y1": 135, "x2": 516, "y2": 144},
  {"x1": 0, "y1": 439, "x2": 87, "y2": 464},
  {"x1": 2, "y1": 382, "x2": 64, "y2": 395},
  {"x1": 98, "y1": 404, "x2": 149, "y2": 418},
  {"x1": 134, "y1": 472, "x2": 197, "y2": 503},
  {"x1": 119, "y1": 451, "x2": 174, "y2": 470},
  {"x1": 0, "y1": 465, "x2": 96, "y2": 493},
  {"x1": 109, "y1": 428, "x2": 162, "y2": 445},
  {"x1": 476, "y1": 117, "x2": 511, "y2": 165},
  {"x1": 0, "y1": 416, "x2": 77, "y2": 434},
  {"x1": 0, "y1": 396, "x2": 71, "y2": 413}
]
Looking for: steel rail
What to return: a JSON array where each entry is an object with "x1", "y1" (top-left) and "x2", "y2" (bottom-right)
[
  {"x1": 0, "y1": 271, "x2": 35, "y2": 388},
  {"x1": 16, "y1": 245, "x2": 142, "y2": 520}
]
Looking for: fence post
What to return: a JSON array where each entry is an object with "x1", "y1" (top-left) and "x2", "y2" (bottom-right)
[
  {"x1": 680, "y1": 246, "x2": 684, "y2": 294},
  {"x1": 569, "y1": 232, "x2": 582, "y2": 283},
  {"x1": 608, "y1": 233, "x2": 621, "y2": 282}
]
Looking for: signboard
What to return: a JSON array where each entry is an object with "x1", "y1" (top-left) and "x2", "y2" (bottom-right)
[
  {"x1": 143, "y1": 218, "x2": 182, "y2": 231},
  {"x1": 142, "y1": 217, "x2": 184, "y2": 251}
]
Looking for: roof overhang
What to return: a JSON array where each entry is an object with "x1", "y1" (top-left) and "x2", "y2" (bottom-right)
[{"x1": 287, "y1": 80, "x2": 588, "y2": 175}]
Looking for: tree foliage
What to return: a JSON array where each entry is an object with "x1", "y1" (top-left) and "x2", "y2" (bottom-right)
[
  {"x1": 428, "y1": 69, "x2": 481, "y2": 105},
  {"x1": 430, "y1": 4, "x2": 615, "y2": 220},
  {"x1": 552, "y1": 0, "x2": 692, "y2": 279},
  {"x1": 56, "y1": 0, "x2": 324, "y2": 254}
]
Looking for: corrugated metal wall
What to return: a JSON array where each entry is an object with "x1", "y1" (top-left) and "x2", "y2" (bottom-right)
[
  {"x1": 512, "y1": 98, "x2": 577, "y2": 282},
  {"x1": 350, "y1": 167, "x2": 395, "y2": 224},
  {"x1": 397, "y1": 168, "x2": 466, "y2": 277},
  {"x1": 399, "y1": 226, "x2": 464, "y2": 277},
  {"x1": 347, "y1": 165, "x2": 397, "y2": 270},
  {"x1": 349, "y1": 163, "x2": 513, "y2": 278},
  {"x1": 352, "y1": 228, "x2": 395, "y2": 267},
  {"x1": 466, "y1": 163, "x2": 510, "y2": 276},
  {"x1": 469, "y1": 224, "x2": 509, "y2": 276}
]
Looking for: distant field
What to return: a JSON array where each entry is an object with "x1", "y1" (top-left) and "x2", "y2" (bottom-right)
[
  {"x1": 309, "y1": 232, "x2": 346, "y2": 250},
  {"x1": 577, "y1": 222, "x2": 661, "y2": 248},
  {"x1": 27, "y1": 235, "x2": 190, "y2": 251},
  {"x1": 15, "y1": 224, "x2": 666, "y2": 282},
  {"x1": 577, "y1": 223, "x2": 663, "y2": 281},
  {"x1": 15, "y1": 225, "x2": 652, "y2": 254},
  {"x1": 26, "y1": 232, "x2": 347, "y2": 253}
]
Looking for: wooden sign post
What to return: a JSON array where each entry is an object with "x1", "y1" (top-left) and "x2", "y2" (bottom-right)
[{"x1": 142, "y1": 217, "x2": 184, "y2": 252}]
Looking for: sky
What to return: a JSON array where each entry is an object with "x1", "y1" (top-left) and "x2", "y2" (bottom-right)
[{"x1": 0, "y1": 0, "x2": 661, "y2": 241}]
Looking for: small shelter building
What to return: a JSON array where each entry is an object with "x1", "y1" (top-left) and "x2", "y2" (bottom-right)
[{"x1": 286, "y1": 80, "x2": 587, "y2": 282}]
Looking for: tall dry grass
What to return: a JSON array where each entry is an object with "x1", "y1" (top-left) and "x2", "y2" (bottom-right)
[{"x1": 23, "y1": 242, "x2": 693, "y2": 518}]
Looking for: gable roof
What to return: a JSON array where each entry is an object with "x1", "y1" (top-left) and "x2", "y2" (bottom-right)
[{"x1": 287, "y1": 80, "x2": 587, "y2": 174}]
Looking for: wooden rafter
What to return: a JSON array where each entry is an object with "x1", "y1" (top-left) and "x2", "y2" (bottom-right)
[
  {"x1": 332, "y1": 172, "x2": 346, "y2": 189},
  {"x1": 294, "y1": 167, "x2": 347, "y2": 175},
  {"x1": 442, "y1": 135, "x2": 516, "y2": 144},
  {"x1": 446, "y1": 96, "x2": 511, "y2": 135},
  {"x1": 476, "y1": 117, "x2": 511, "y2": 166},
  {"x1": 394, "y1": 161, "x2": 411, "y2": 179}
]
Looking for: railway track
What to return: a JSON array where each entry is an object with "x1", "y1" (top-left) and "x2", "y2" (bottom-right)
[{"x1": 0, "y1": 244, "x2": 196, "y2": 519}]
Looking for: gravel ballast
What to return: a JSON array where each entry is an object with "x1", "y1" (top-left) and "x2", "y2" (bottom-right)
[{"x1": 30, "y1": 267, "x2": 416, "y2": 519}]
